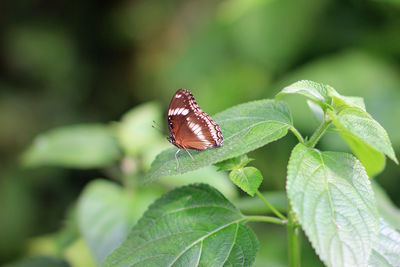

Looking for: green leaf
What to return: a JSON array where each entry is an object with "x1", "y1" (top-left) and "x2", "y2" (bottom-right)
[
  {"x1": 307, "y1": 100, "x2": 324, "y2": 123},
  {"x1": 328, "y1": 89, "x2": 366, "y2": 110},
  {"x1": 229, "y1": 167, "x2": 263, "y2": 196},
  {"x1": 103, "y1": 184, "x2": 259, "y2": 267},
  {"x1": 77, "y1": 180, "x2": 138, "y2": 263},
  {"x1": 22, "y1": 124, "x2": 121, "y2": 169},
  {"x1": 373, "y1": 182, "x2": 400, "y2": 230},
  {"x1": 287, "y1": 144, "x2": 379, "y2": 267},
  {"x1": 214, "y1": 154, "x2": 253, "y2": 171},
  {"x1": 329, "y1": 107, "x2": 398, "y2": 176},
  {"x1": 115, "y1": 102, "x2": 164, "y2": 157},
  {"x1": 275, "y1": 80, "x2": 332, "y2": 110},
  {"x1": 147, "y1": 99, "x2": 292, "y2": 182},
  {"x1": 368, "y1": 219, "x2": 400, "y2": 267}
]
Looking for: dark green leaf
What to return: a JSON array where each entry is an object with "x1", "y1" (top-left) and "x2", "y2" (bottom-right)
[
  {"x1": 22, "y1": 124, "x2": 121, "y2": 169},
  {"x1": 214, "y1": 154, "x2": 253, "y2": 171},
  {"x1": 368, "y1": 219, "x2": 400, "y2": 267},
  {"x1": 229, "y1": 167, "x2": 263, "y2": 196},
  {"x1": 103, "y1": 184, "x2": 259, "y2": 267},
  {"x1": 329, "y1": 107, "x2": 398, "y2": 176},
  {"x1": 287, "y1": 144, "x2": 379, "y2": 267},
  {"x1": 147, "y1": 100, "x2": 292, "y2": 182}
]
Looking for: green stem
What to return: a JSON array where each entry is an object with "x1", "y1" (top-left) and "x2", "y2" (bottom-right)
[
  {"x1": 256, "y1": 190, "x2": 287, "y2": 220},
  {"x1": 290, "y1": 126, "x2": 305, "y2": 144},
  {"x1": 245, "y1": 215, "x2": 286, "y2": 225},
  {"x1": 287, "y1": 207, "x2": 301, "y2": 267},
  {"x1": 305, "y1": 119, "x2": 331, "y2": 148}
]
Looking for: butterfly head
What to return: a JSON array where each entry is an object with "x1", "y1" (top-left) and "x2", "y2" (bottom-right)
[{"x1": 167, "y1": 136, "x2": 176, "y2": 145}]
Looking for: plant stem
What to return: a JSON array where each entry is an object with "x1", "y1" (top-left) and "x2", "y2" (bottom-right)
[
  {"x1": 305, "y1": 119, "x2": 331, "y2": 148},
  {"x1": 290, "y1": 126, "x2": 305, "y2": 144},
  {"x1": 287, "y1": 207, "x2": 301, "y2": 267},
  {"x1": 255, "y1": 190, "x2": 287, "y2": 220},
  {"x1": 245, "y1": 215, "x2": 286, "y2": 225}
]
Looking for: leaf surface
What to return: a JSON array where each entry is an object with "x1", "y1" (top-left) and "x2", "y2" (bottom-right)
[
  {"x1": 275, "y1": 80, "x2": 332, "y2": 109},
  {"x1": 103, "y1": 184, "x2": 258, "y2": 267},
  {"x1": 368, "y1": 219, "x2": 400, "y2": 267},
  {"x1": 147, "y1": 100, "x2": 292, "y2": 182},
  {"x1": 78, "y1": 180, "x2": 138, "y2": 263},
  {"x1": 373, "y1": 182, "x2": 400, "y2": 230},
  {"x1": 22, "y1": 124, "x2": 121, "y2": 168},
  {"x1": 287, "y1": 144, "x2": 379, "y2": 267},
  {"x1": 229, "y1": 167, "x2": 263, "y2": 196},
  {"x1": 329, "y1": 107, "x2": 398, "y2": 176}
]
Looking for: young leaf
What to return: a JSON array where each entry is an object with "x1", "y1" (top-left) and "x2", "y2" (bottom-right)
[
  {"x1": 368, "y1": 219, "x2": 400, "y2": 267},
  {"x1": 22, "y1": 124, "x2": 121, "y2": 168},
  {"x1": 103, "y1": 184, "x2": 259, "y2": 267},
  {"x1": 328, "y1": 89, "x2": 366, "y2": 110},
  {"x1": 77, "y1": 180, "x2": 138, "y2": 263},
  {"x1": 287, "y1": 144, "x2": 379, "y2": 267},
  {"x1": 275, "y1": 80, "x2": 332, "y2": 110},
  {"x1": 329, "y1": 107, "x2": 398, "y2": 176},
  {"x1": 229, "y1": 167, "x2": 263, "y2": 196},
  {"x1": 214, "y1": 154, "x2": 253, "y2": 171},
  {"x1": 147, "y1": 100, "x2": 293, "y2": 182}
]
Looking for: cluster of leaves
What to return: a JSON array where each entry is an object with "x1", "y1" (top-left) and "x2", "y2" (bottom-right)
[
  {"x1": 131, "y1": 80, "x2": 399, "y2": 266},
  {"x1": 20, "y1": 80, "x2": 400, "y2": 267}
]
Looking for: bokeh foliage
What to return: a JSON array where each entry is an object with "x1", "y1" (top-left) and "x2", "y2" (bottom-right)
[{"x1": 1, "y1": 0, "x2": 400, "y2": 266}]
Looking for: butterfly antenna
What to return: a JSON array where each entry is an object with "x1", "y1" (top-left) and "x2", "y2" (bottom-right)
[
  {"x1": 152, "y1": 120, "x2": 163, "y2": 133},
  {"x1": 184, "y1": 148, "x2": 194, "y2": 161},
  {"x1": 175, "y1": 149, "x2": 180, "y2": 170}
]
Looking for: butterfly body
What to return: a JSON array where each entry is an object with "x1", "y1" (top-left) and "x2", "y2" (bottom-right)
[{"x1": 167, "y1": 89, "x2": 223, "y2": 159}]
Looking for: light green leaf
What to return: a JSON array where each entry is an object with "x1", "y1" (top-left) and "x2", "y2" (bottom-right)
[
  {"x1": 307, "y1": 99, "x2": 324, "y2": 123},
  {"x1": 329, "y1": 107, "x2": 398, "y2": 176},
  {"x1": 328, "y1": 88, "x2": 366, "y2": 111},
  {"x1": 214, "y1": 154, "x2": 253, "y2": 171},
  {"x1": 275, "y1": 80, "x2": 332, "y2": 110},
  {"x1": 368, "y1": 219, "x2": 400, "y2": 267},
  {"x1": 115, "y1": 102, "x2": 164, "y2": 157},
  {"x1": 230, "y1": 167, "x2": 263, "y2": 196},
  {"x1": 78, "y1": 180, "x2": 141, "y2": 263},
  {"x1": 147, "y1": 100, "x2": 292, "y2": 182},
  {"x1": 103, "y1": 184, "x2": 259, "y2": 267},
  {"x1": 22, "y1": 124, "x2": 121, "y2": 168},
  {"x1": 373, "y1": 182, "x2": 400, "y2": 230},
  {"x1": 287, "y1": 144, "x2": 379, "y2": 267}
]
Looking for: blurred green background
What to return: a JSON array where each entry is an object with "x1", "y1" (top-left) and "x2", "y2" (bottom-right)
[{"x1": 1, "y1": 0, "x2": 400, "y2": 266}]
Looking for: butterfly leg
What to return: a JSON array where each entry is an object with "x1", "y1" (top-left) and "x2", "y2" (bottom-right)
[
  {"x1": 183, "y1": 148, "x2": 194, "y2": 160},
  {"x1": 175, "y1": 149, "x2": 181, "y2": 170}
]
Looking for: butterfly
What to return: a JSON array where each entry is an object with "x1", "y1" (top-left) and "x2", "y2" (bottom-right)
[{"x1": 167, "y1": 89, "x2": 223, "y2": 169}]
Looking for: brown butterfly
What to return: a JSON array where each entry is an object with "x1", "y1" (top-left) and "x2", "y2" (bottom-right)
[{"x1": 167, "y1": 89, "x2": 223, "y2": 168}]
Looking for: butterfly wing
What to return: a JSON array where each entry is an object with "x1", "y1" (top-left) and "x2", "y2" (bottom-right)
[{"x1": 168, "y1": 89, "x2": 223, "y2": 150}]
